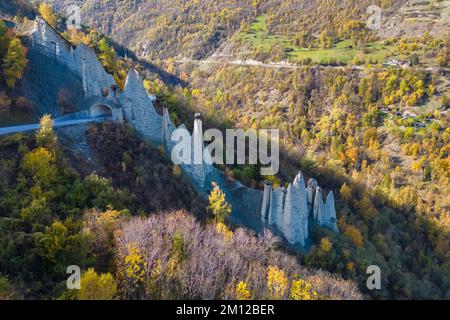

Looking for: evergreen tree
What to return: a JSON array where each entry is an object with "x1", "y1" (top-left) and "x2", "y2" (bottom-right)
[
  {"x1": 340, "y1": 183, "x2": 352, "y2": 202},
  {"x1": 2, "y1": 38, "x2": 28, "y2": 88},
  {"x1": 98, "y1": 38, "x2": 118, "y2": 74},
  {"x1": 36, "y1": 115, "x2": 57, "y2": 151}
]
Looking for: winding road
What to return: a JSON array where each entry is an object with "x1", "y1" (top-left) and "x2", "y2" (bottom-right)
[
  {"x1": 0, "y1": 116, "x2": 109, "y2": 136},
  {"x1": 174, "y1": 57, "x2": 366, "y2": 71}
]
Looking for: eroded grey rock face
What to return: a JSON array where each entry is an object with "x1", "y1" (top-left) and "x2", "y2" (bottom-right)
[
  {"x1": 75, "y1": 44, "x2": 116, "y2": 99},
  {"x1": 261, "y1": 173, "x2": 338, "y2": 247},
  {"x1": 323, "y1": 191, "x2": 339, "y2": 232},
  {"x1": 31, "y1": 17, "x2": 116, "y2": 100},
  {"x1": 27, "y1": 17, "x2": 338, "y2": 249},
  {"x1": 174, "y1": 117, "x2": 214, "y2": 188},
  {"x1": 31, "y1": 17, "x2": 77, "y2": 72},
  {"x1": 162, "y1": 108, "x2": 176, "y2": 148},
  {"x1": 314, "y1": 187, "x2": 338, "y2": 232},
  {"x1": 261, "y1": 182, "x2": 272, "y2": 223},
  {"x1": 119, "y1": 69, "x2": 163, "y2": 143},
  {"x1": 284, "y1": 173, "x2": 309, "y2": 246},
  {"x1": 307, "y1": 178, "x2": 318, "y2": 215},
  {"x1": 313, "y1": 186, "x2": 323, "y2": 222}
]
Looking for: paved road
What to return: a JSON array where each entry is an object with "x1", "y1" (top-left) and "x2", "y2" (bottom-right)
[
  {"x1": 0, "y1": 117, "x2": 109, "y2": 136},
  {"x1": 174, "y1": 58, "x2": 366, "y2": 71}
]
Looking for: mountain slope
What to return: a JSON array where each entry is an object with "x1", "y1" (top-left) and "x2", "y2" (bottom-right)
[
  {"x1": 0, "y1": 0, "x2": 36, "y2": 19},
  {"x1": 48, "y1": 0, "x2": 259, "y2": 60},
  {"x1": 47, "y1": 0, "x2": 449, "y2": 62}
]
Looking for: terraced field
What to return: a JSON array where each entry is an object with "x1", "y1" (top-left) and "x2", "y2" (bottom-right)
[{"x1": 240, "y1": 15, "x2": 397, "y2": 64}]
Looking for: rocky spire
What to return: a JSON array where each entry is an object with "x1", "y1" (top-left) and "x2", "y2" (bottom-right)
[
  {"x1": 193, "y1": 113, "x2": 204, "y2": 165},
  {"x1": 322, "y1": 191, "x2": 339, "y2": 232},
  {"x1": 262, "y1": 172, "x2": 314, "y2": 247},
  {"x1": 295, "y1": 172, "x2": 309, "y2": 244},
  {"x1": 76, "y1": 44, "x2": 116, "y2": 99},
  {"x1": 307, "y1": 178, "x2": 318, "y2": 216},
  {"x1": 268, "y1": 187, "x2": 285, "y2": 227},
  {"x1": 314, "y1": 187, "x2": 339, "y2": 232},
  {"x1": 261, "y1": 181, "x2": 272, "y2": 223},
  {"x1": 119, "y1": 69, "x2": 162, "y2": 142},
  {"x1": 162, "y1": 107, "x2": 177, "y2": 150},
  {"x1": 283, "y1": 172, "x2": 309, "y2": 246},
  {"x1": 313, "y1": 186, "x2": 323, "y2": 222}
]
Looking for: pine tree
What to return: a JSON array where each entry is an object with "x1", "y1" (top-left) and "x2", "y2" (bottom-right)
[
  {"x1": 2, "y1": 38, "x2": 28, "y2": 88},
  {"x1": 36, "y1": 115, "x2": 57, "y2": 150},
  {"x1": 98, "y1": 38, "x2": 118, "y2": 74},
  {"x1": 340, "y1": 183, "x2": 352, "y2": 202}
]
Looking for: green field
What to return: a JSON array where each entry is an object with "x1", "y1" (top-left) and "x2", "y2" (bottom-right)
[{"x1": 240, "y1": 15, "x2": 395, "y2": 64}]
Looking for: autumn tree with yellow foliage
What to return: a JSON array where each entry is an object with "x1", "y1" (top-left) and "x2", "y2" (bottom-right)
[
  {"x1": 267, "y1": 265, "x2": 288, "y2": 299},
  {"x1": 208, "y1": 185, "x2": 232, "y2": 223},
  {"x1": 39, "y1": 3, "x2": 57, "y2": 28},
  {"x1": 340, "y1": 183, "x2": 352, "y2": 202},
  {"x1": 2, "y1": 38, "x2": 28, "y2": 88},
  {"x1": 119, "y1": 243, "x2": 146, "y2": 298},
  {"x1": 236, "y1": 281, "x2": 252, "y2": 300},
  {"x1": 290, "y1": 279, "x2": 318, "y2": 300},
  {"x1": 78, "y1": 268, "x2": 117, "y2": 300}
]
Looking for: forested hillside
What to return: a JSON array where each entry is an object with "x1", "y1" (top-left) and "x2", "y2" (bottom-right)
[
  {"x1": 0, "y1": 120, "x2": 362, "y2": 299},
  {"x1": 0, "y1": 4, "x2": 363, "y2": 299},
  {"x1": 0, "y1": 0, "x2": 35, "y2": 19},
  {"x1": 0, "y1": 0, "x2": 448, "y2": 300},
  {"x1": 48, "y1": 0, "x2": 450, "y2": 61},
  {"x1": 44, "y1": 0, "x2": 414, "y2": 60},
  {"x1": 163, "y1": 61, "x2": 450, "y2": 299},
  {"x1": 45, "y1": 0, "x2": 448, "y2": 299},
  {"x1": 48, "y1": 0, "x2": 260, "y2": 60}
]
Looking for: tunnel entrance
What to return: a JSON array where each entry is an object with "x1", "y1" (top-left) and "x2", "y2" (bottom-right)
[{"x1": 90, "y1": 104, "x2": 113, "y2": 118}]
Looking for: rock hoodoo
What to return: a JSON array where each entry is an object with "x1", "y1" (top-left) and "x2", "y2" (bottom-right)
[{"x1": 261, "y1": 172, "x2": 338, "y2": 247}]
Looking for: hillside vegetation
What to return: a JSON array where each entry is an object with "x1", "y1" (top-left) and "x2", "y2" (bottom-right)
[
  {"x1": 167, "y1": 60, "x2": 450, "y2": 299},
  {"x1": 0, "y1": 1, "x2": 448, "y2": 300},
  {"x1": 41, "y1": 0, "x2": 407, "y2": 60},
  {"x1": 45, "y1": 0, "x2": 450, "y2": 299}
]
